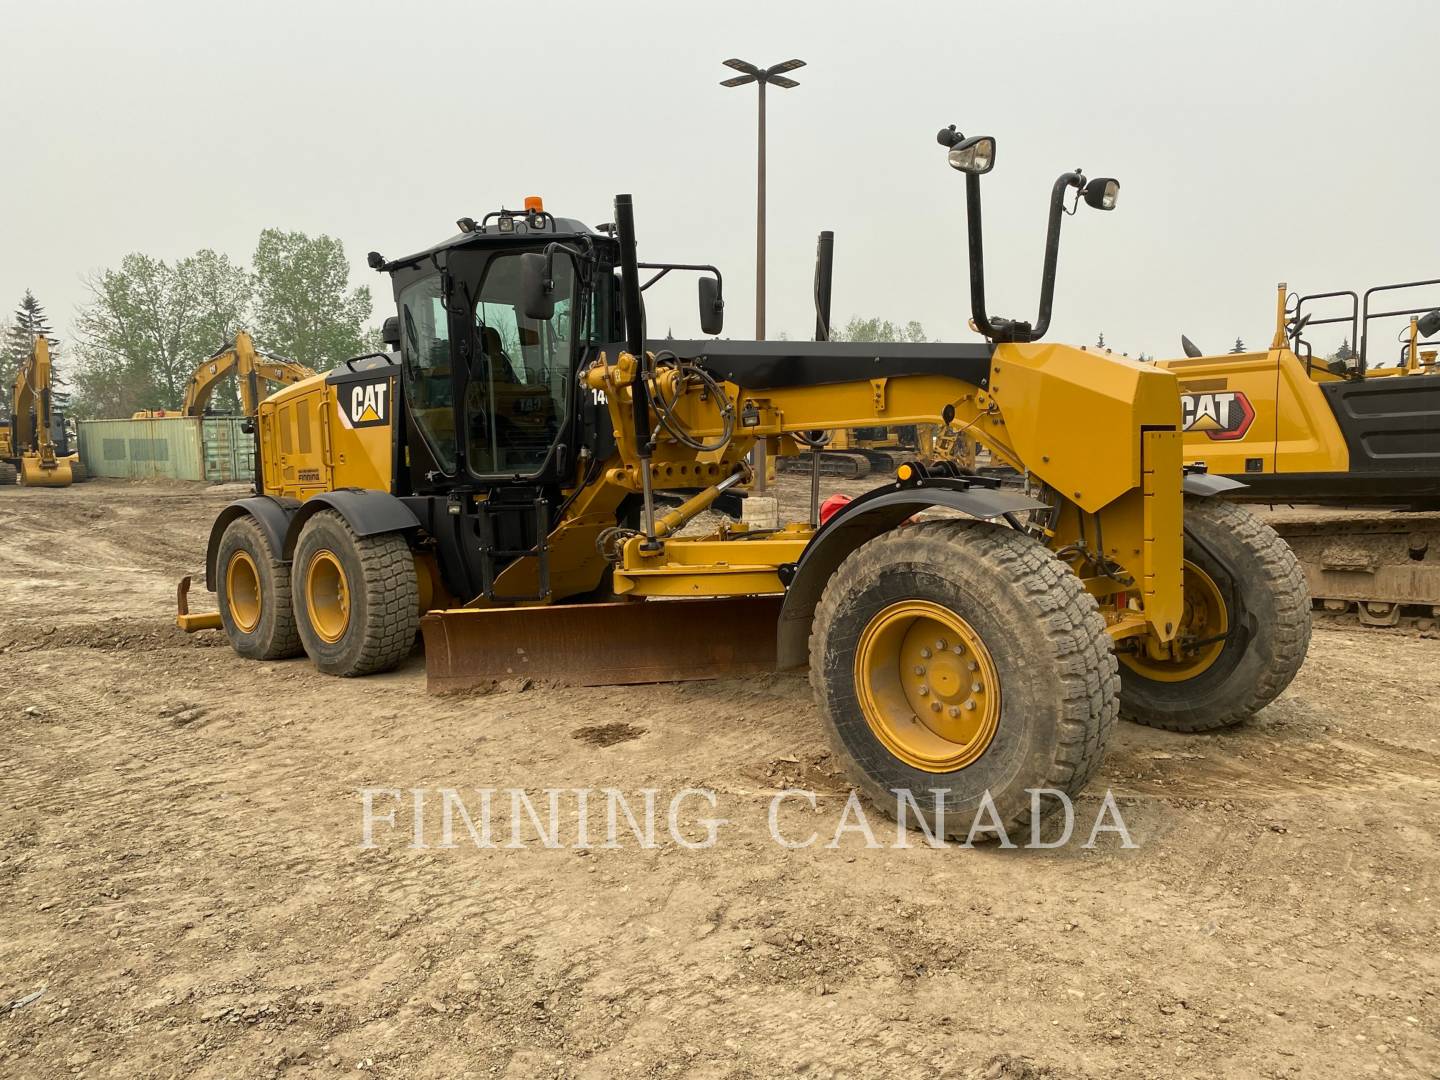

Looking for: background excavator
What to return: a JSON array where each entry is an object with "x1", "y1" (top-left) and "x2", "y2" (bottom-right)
[
  {"x1": 1158, "y1": 280, "x2": 1440, "y2": 627},
  {"x1": 2, "y1": 335, "x2": 84, "y2": 487},
  {"x1": 178, "y1": 126, "x2": 1311, "y2": 839},
  {"x1": 133, "y1": 331, "x2": 314, "y2": 419}
]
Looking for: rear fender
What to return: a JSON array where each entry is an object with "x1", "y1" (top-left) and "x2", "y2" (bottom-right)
[
  {"x1": 204, "y1": 496, "x2": 300, "y2": 591},
  {"x1": 281, "y1": 488, "x2": 422, "y2": 560},
  {"x1": 775, "y1": 477, "x2": 1047, "y2": 669}
]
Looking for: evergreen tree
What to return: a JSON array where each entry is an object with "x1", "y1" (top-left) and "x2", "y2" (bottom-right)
[
  {"x1": 1097, "y1": 331, "x2": 1106, "y2": 349},
  {"x1": 1229, "y1": 337, "x2": 1246, "y2": 353},
  {"x1": 2, "y1": 290, "x2": 61, "y2": 393}
]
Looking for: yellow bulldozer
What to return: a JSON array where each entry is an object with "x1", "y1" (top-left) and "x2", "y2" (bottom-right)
[
  {"x1": 178, "y1": 127, "x2": 1312, "y2": 837},
  {"x1": 1157, "y1": 280, "x2": 1440, "y2": 627},
  {"x1": 133, "y1": 331, "x2": 314, "y2": 419},
  {"x1": 2, "y1": 335, "x2": 83, "y2": 487}
]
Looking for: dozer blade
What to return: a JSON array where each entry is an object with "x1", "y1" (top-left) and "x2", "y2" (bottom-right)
[{"x1": 421, "y1": 595, "x2": 784, "y2": 693}]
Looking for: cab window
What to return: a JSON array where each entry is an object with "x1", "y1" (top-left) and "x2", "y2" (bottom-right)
[
  {"x1": 397, "y1": 274, "x2": 456, "y2": 472},
  {"x1": 465, "y1": 254, "x2": 575, "y2": 476}
]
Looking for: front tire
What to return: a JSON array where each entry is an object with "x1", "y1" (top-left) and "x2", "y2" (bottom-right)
[
  {"x1": 1119, "y1": 497, "x2": 1311, "y2": 732},
  {"x1": 810, "y1": 520, "x2": 1118, "y2": 839},
  {"x1": 216, "y1": 516, "x2": 303, "y2": 660},
  {"x1": 292, "y1": 510, "x2": 418, "y2": 677}
]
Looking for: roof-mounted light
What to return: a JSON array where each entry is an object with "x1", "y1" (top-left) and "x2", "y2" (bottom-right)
[
  {"x1": 1083, "y1": 177, "x2": 1120, "y2": 211},
  {"x1": 947, "y1": 135, "x2": 996, "y2": 175}
]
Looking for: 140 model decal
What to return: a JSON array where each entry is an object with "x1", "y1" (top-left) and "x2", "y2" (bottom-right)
[
  {"x1": 1180, "y1": 390, "x2": 1255, "y2": 441},
  {"x1": 337, "y1": 379, "x2": 391, "y2": 429}
]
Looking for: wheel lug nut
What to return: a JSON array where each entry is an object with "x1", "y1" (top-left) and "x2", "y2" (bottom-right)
[
  {"x1": 948, "y1": 705, "x2": 961, "y2": 718},
  {"x1": 914, "y1": 665, "x2": 926, "y2": 676},
  {"x1": 964, "y1": 699, "x2": 976, "y2": 711},
  {"x1": 935, "y1": 639, "x2": 947, "y2": 651},
  {"x1": 917, "y1": 685, "x2": 929, "y2": 696},
  {"x1": 967, "y1": 660, "x2": 978, "y2": 672},
  {"x1": 971, "y1": 682, "x2": 982, "y2": 693},
  {"x1": 930, "y1": 701, "x2": 942, "y2": 713},
  {"x1": 920, "y1": 648, "x2": 932, "y2": 659},
  {"x1": 952, "y1": 644, "x2": 964, "y2": 654}
]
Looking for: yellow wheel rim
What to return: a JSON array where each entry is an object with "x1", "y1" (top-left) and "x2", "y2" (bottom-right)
[
  {"x1": 225, "y1": 550, "x2": 262, "y2": 634},
  {"x1": 1120, "y1": 560, "x2": 1229, "y2": 682},
  {"x1": 854, "y1": 600, "x2": 1001, "y2": 773},
  {"x1": 306, "y1": 549, "x2": 351, "y2": 644}
]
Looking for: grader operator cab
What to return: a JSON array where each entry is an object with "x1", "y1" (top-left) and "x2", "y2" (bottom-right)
[
  {"x1": 180, "y1": 127, "x2": 1311, "y2": 837},
  {"x1": 1159, "y1": 279, "x2": 1440, "y2": 626}
]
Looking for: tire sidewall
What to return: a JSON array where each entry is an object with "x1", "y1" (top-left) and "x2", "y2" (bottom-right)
[
  {"x1": 292, "y1": 513, "x2": 373, "y2": 676},
  {"x1": 1120, "y1": 500, "x2": 1277, "y2": 718},
  {"x1": 818, "y1": 533, "x2": 1074, "y2": 833},
  {"x1": 216, "y1": 518, "x2": 291, "y2": 660}
]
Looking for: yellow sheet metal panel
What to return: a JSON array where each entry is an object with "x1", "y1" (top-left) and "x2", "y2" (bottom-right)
[
  {"x1": 988, "y1": 343, "x2": 1182, "y2": 513},
  {"x1": 1155, "y1": 348, "x2": 1350, "y2": 475},
  {"x1": 1141, "y1": 429, "x2": 1184, "y2": 640}
]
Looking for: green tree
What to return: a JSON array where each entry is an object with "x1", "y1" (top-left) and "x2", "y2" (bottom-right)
[
  {"x1": 252, "y1": 229, "x2": 372, "y2": 370},
  {"x1": 1229, "y1": 337, "x2": 1246, "y2": 354},
  {"x1": 830, "y1": 316, "x2": 928, "y2": 343},
  {"x1": 3, "y1": 290, "x2": 61, "y2": 396},
  {"x1": 71, "y1": 250, "x2": 250, "y2": 417}
]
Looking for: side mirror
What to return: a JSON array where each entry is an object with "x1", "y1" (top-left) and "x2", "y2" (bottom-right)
[
  {"x1": 1419, "y1": 309, "x2": 1440, "y2": 338},
  {"x1": 519, "y1": 252, "x2": 556, "y2": 321},
  {"x1": 381, "y1": 315, "x2": 401, "y2": 349},
  {"x1": 698, "y1": 276, "x2": 724, "y2": 336}
]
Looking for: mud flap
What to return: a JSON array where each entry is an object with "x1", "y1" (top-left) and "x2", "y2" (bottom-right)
[{"x1": 421, "y1": 595, "x2": 785, "y2": 693}]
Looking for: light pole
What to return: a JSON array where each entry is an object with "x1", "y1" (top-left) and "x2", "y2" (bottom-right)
[{"x1": 721, "y1": 57, "x2": 804, "y2": 494}]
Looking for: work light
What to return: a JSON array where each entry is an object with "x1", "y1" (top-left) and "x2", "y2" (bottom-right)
[
  {"x1": 1084, "y1": 177, "x2": 1120, "y2": 211},
  {"x1": 947, "y1": 135, "x2": 996, "y2": 175}
]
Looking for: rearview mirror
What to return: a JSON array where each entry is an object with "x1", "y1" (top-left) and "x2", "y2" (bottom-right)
[
  {"x1": 698, "y1": 276, "x2": 724, "y2": 336},
  {"x1": 1419, "y1": 309, "x2": 1440, "y2": 338},
  {"x1": 381, "y1": 315, "x2": 401, "y2": 349},
  {"x1": 519, "y1": 253, "x2": 555, "y2": 321}
]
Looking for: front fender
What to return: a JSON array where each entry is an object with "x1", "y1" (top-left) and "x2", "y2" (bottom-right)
[
  {"x1": 775, "y1": 478, "x2": 1047, "y2": 670},
  {"x1": 281, "y1": 488, "x2": 422, "y2": 559},
  {"x1": 204, "y1": 496, "x2": 301, "y2": 591}
]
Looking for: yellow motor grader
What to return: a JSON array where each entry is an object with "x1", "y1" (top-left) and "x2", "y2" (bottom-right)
[{"x1": 179, "y1": 127, "x2": 1311, "y2": 836}]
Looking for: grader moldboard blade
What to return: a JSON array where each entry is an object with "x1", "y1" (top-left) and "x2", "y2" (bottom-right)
[{"x1": 421, "y1": 595, "x2": 785, "y2": 692}]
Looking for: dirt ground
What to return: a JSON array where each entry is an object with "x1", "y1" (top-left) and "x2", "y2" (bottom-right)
[{"x1": 2, "y1": 476, "x2": 1438, "y2": 1079}]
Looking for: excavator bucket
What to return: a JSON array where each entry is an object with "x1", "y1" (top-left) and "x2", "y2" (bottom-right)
[
  {"x1": 420, "y1": 595, "x2": 784, "y2": 692},
  {"x1": 19, "y1": 454, "x2": 72, "y2": 487}
]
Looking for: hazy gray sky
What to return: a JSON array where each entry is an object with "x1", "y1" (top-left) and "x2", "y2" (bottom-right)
[{"x1": 2, "y1": 0, "x2": 1435, "y2": 370}]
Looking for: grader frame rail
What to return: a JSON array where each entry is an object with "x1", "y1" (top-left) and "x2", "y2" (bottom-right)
[{"x1": 182, "y1": 125, "x2": 1311, "y2": 837}]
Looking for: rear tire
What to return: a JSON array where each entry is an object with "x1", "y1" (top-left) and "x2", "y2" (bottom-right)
[
  {"x1": 810, "y1": 520, "x2": 1118, "y2": 840},
  {"x1": 70, "y1": 461, "x2": 88, "y2": 482},
  {"x1": 216, "y1": 516, "x2": 303, "y2": 660},
  {"x1": 1119, "y1": 497, "x2": 1311, "y2": 732},
  {"x1": 292, "y1": 510, "x2": 418, "y2": 676}
]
